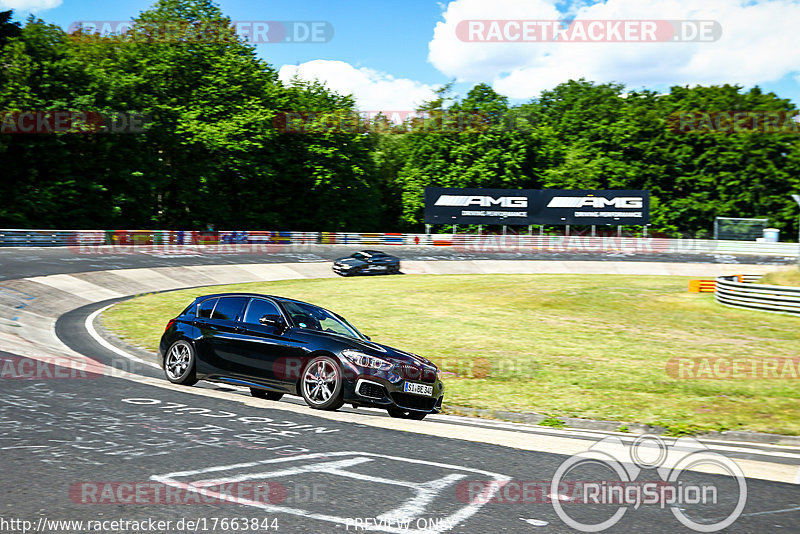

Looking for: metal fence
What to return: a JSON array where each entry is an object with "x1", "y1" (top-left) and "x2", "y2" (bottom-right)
[
  {"x1": 715, "y1": 276, "x2": 800, "y2": 316},
  {"x1": 0, "y1": 228, "x2": 798, "y2": 256}
]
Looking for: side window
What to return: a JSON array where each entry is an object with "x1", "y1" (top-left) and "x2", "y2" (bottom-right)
[
  {"x1": 243, "y1": 299, "x2": 282, "y2": 325},
  {"x1": 211, "y1": 297, "x2": 248, "y2": 321},
  {"x1": 197, "y1": 298, "x2": 218, "y2": 319}
]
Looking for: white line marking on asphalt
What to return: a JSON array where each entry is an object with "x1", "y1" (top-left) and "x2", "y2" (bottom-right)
[
  {"x1": 85, "y1": 305, "x2": 160, "y2": 369},
  {"x1": 730, "y1": 505, "x2": 800, "y2": 518},
  {"x1": 152, "y1": 451, "x2": 510, "y2": 533},
  {"x1": 795, "y1": 466, "x2": 800, "y2": 484},
  {"x1": 520, "y1": 518, "x2": 549, "y2": 527},
  {"x1": 196, "y1": 457, "x2": 375, "y2": 485},
  {"x1": 427, "y1": 415, "x2": 800, "y2": 458},
  {"x1": 375, "y1": 474, "x2": 467, "y2": 523}
]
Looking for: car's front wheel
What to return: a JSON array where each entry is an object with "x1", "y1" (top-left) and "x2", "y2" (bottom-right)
[
  {"x1": 250, "y1": 388, "x2": 284, "y2": 401},
  {"x1": 164, "y1": 340, "x2": 198, "y2": 385},
  {"x1": 387, "y1": 407, "x2": 427, "y2": 420},
  {"x1": 301, "y1": 355, "x2": 344, "y2": 411}
]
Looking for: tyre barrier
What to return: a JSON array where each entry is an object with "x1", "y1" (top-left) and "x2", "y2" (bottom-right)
[{"x1": 715, "y1": 275, "x2": 800, "y2": 316}]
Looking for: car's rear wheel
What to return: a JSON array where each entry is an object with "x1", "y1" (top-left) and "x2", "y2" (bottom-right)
[
  {"x1": 387, "y1": 407, "x2": 427, "y2": 420},
  {"x1": 301, "y1": 355, "x2": 344, "y2": 411},
  {"x1": 250, "y1": 387, "x2": 284, "y2": 401},
  {"x1": 164, "y1": 340, "x2": 198, "y2": 385}
]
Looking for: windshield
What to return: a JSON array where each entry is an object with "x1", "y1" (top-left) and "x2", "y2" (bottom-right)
[
  {"x1": 281, "y1": 301, "x2": 365, "y2": 340},
  {"x1": 351, "y1": 253, "x2": 367, "y2": 260}
]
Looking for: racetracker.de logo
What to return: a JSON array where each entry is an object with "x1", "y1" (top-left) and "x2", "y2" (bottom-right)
[
  {"x1": 668, "y1": 111, "x2": 800, "y2": 134},
  {"x1": 0, "y1": 111, "x2": 150, "y2": 134},
  {"x1": 68, "y1": 21, "x2": 333, "y2": 44},
  {"x1": 452, "y1": 233, "x2": 672, "y2": 255},
  {"x1": 667, "y1": 357, "x2": 800, "y2": 379},
  {"x1": 456, "y1": 20, "x2": 721, "y2": 42},
  {"x1": 70, "y1": 481, "x2": 286, "y2": 505},
  {"x1": 0, "y1": 355, "x2": 102, "y2": 379},
  {"x1": 273, "y1": 110, "x2": 490, "y2": 134}
]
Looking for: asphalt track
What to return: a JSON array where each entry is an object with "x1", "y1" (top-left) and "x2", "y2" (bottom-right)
[
  {"x1": 0, "y1": 243, "x2": 795, "y2": 281},
  {"x1": 1, "y1": 246, "x2": 799, "y2": 533}
]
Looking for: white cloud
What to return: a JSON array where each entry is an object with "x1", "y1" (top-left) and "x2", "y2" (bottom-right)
[
  {"x1": 0, "y1": 0, "x2": 61, "y2": 13},
  {"x1": 278, "y1": 60, "x2": 438, "y2": 112},
  {"x1": 429, "y1": 0, "x2": 800, "y2": 98}
]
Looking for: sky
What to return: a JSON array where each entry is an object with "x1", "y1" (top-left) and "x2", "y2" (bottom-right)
[{"x1": 3, "y1": 0, "x2": 800, "y2": 111}]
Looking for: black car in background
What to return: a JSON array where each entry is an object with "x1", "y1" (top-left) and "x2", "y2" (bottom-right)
[
  {"x1": 332, "y1": 250, "x2": 401, "y2": 276},
  {"x1": 159, "y1": 293, "x2": 443, "y2": 419}
]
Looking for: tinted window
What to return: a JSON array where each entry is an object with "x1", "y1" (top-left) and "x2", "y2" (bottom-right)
[
  {"x1": 211, "y1": 296, "x2": 247, "y2": 321},
  {"x1": 243, "y1": 298, "x2": 281, "y2": 325},
  {"x1": 352, "y1": 253, "x2": 367, "y2": 260},
  {"x1": 197, "y1": 298, "x2": 218, "y2": 319},
  {"x1": 282, "y1": 301, "x2": 364, "y2": 340}
]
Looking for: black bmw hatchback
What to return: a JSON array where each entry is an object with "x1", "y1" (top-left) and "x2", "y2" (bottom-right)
[
  {"x1": 332, "y1": 250, "x2": 401, "y2": 276},
  {"x1": 159, "y1": 293, "x2": 443, "y2": 419}
]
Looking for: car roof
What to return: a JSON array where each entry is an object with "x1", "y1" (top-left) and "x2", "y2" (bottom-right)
[
  {"x1": 194, "y1": 292, "x2": 314, "y2": 307},
  {"x1": 360, "y1": 249, "x2": 386, "y2": 255}
]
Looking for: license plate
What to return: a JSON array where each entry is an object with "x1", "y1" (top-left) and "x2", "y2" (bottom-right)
[
  {"x1": 371, "y1": 265, "x2": 387, "y2": 270},
  {"x1": 403, "y1": 382, "x2": 433, "y2": 396}
]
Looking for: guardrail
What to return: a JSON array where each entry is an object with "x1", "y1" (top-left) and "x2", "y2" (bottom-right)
[
  {"x1": 0, "y1": 228, "x2": 798, "y2": 256},
  {"x1": 715, "y1": 276, "x2": 800, "y2": 316}
]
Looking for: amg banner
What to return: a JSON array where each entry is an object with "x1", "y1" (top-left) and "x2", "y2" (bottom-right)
[{"x1": 424, "y1": 187, "x2": 650, "y2": 225}]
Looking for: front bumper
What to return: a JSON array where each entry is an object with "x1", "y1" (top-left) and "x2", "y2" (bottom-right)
[
  {"x1": 332, "y1": 263, "x2": 358, "y2": 275},
  {"x1": 343, "y1": 374, "x2": 445, "y2": 413}
]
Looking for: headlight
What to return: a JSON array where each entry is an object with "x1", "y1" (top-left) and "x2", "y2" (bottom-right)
[
  {"x1": 340, "y1": 264, "x2": 352, "y2": 269},
  {"x1": 342, "y1": 349, "x2": 393, "y2": 371}
]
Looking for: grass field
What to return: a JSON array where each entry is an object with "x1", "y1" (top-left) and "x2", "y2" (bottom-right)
[
  {"x1": 759, "y1": 267, "x2": 800, "y2": 287},
  {"x1": 103, "y1": 274, "x2": 800, "y2": 435}
]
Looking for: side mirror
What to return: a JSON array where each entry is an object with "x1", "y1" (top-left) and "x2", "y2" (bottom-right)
[
  {"x1": 259, "y1": 315, "x2": 285, "y2": 329},
  {"x1": 365, "y1": 335, "x2": 371, "y2": 341}
]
